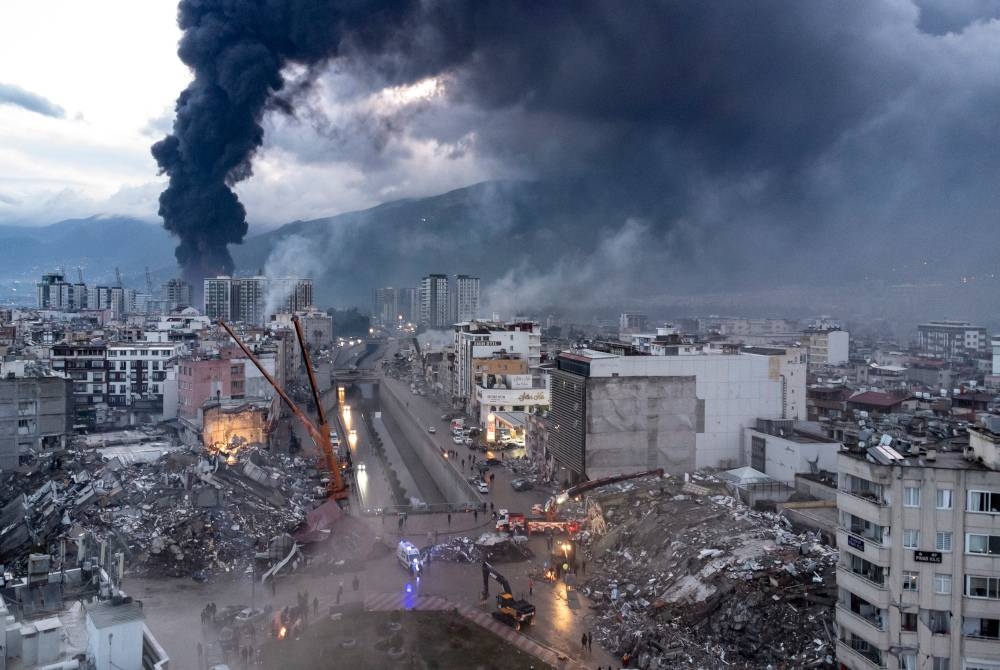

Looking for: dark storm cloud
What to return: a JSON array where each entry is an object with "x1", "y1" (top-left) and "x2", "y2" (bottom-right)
[
  {"x1": 0, "y1": 83, "x2": 65, "y2": 118},
  {"x1": 157, "y1": 0, "x2": 1000, "y2": 299}
]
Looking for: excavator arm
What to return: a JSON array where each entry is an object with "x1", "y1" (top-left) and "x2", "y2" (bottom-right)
[
  {"x1": 218, "y1": 319, "x2": 347, "y2": 500},
  {"x1": 482, "y1": 561, "x2": 512, "y2": 597}
]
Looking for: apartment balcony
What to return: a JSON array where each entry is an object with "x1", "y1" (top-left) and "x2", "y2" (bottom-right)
[
  {"x1": 836, "y1": 640, "x2": 886, "y2": 669},
  {"x1": 837, "y1": 490, "x2": 891, "y2": 527},
  {"x1": 836, "y1": 528, "x2": 891, "y2": 566},
  {"x1": 836, "y1": 604, "x2": 887, "y2": 637},
  {"x1": 836, "y1": 566, "x2": 889, "y2": 608},
  {"x1": 964, "y1": 635, "x2": 1000, "y2": 659}
]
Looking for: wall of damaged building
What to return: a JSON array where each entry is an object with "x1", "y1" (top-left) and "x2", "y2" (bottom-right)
[
  {"x1": 585, "y1": 375, "x2": 700, "y2": 478},
  {"x1": 201, "y1": 405, "x2": 269, "y2": 450},
  {"x1": 0, "y1": 376, "x2": 71, "y2": 470}
]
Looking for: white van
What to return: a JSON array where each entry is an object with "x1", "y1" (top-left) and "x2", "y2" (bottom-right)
[{"x1": 396, "y1": 540, "x2": 423, "y2": 574}]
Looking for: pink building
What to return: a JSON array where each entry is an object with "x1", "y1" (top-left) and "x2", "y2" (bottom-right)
[{"x1": 177, "y1": 356, "x2": 246, "y2": 421}]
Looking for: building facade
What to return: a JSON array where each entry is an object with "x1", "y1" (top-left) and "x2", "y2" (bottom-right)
[
  {"x1": 836, "y1": 426, "x2": 1000, "y2": 670},
  {"x1": 547, "y1": 346, "x2": 803, "y2": 482},
  {"x1": 106, "y1": 343, "x2": 176, "y2": 408},
  {"x1": 161, "y1": 278, "x2": 192, "y2": 311},
  {"x1": 803, "y1": 328, "x2": 850, "y2": 368},
  {"x1": 373, "y1": 287, "x2": 398, "y2": 326},
  {"x1": 0, "y1": 374, "x2": 71, "y2": 471},
  {"x1": 419, "y1": 274, "x2": 449, "y2": 328},
  {"x1": 453, "y1": 321, "x2": 541, "y2": 410},
  {"x1": 451, "y1": 275, "x2": 480, "y2": 323},
  {"x1": 50, "y1": 343, "x2": 108, "y2": 429},
  {"x1": 177, "y1": 356, "x2": 247, "y2": 422},
  {"x1": 917, "y1": 321, "x2": 988, "y2": 360}
]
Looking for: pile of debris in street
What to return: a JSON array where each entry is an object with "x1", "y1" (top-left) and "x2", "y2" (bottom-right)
[
  {"x1": 580, "y1": 472, "x2": 838, "y2": 669},
  {"x1": 0, "y1": 430, "x2": 333, "y2": 581},
  {"x1": 429, "y1": 532, "x2": 533, "y2": 564}
]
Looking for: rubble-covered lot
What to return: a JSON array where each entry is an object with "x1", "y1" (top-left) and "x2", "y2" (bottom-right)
[
  {"x1": 580, "y1": 474, "x2": 838, "y2": 669},
  {"x1": 0, "y1": 432, "x2": 330, "y2": 580}
]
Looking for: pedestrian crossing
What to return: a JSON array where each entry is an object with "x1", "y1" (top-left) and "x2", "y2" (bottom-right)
[{"x1": 363, "y1": 592, "x2": 587, "y2": 669}]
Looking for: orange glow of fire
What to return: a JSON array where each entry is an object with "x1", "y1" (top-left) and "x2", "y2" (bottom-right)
[{"x1": 278, "y1": 626, "x2": 287, "y2": 640}]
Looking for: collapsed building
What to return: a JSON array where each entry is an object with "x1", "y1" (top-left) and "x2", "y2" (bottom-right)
[{"x1": 576, "y1": 472, "x2": 838, "y2": 669}]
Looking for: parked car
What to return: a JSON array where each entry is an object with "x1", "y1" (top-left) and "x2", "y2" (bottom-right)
[
  {"x1": 510, "y1": 478, "x2": 534, "y2": 492},
  {"x1": 428, "y1": 426, "x2": 437, "y2": 434},
  {"x1": 452, "y1": 436, "x2": 464, "y2": 445},
  {"x1": 477, "y1": 481, "x2": 490, "y2": 494}
]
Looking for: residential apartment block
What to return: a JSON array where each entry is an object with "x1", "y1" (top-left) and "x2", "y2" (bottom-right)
[
  {"x1": 836, "y1": 420, "x2": 1000, "y2": 670},
  {"x1": 917, "y1": 321, "x2": 988, "y2": 360}
]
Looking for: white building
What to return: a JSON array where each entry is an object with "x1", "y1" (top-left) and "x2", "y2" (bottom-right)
[
  {"x1": 419, "y1": 274, "x2": 449, "y2": 328},
  {"x1": 106, "y1": 343, "x2": 177, "y2": 408},
  {"x1": 548, "y1": 345, "x2": 805, "y2": 481},
  {"x1": 836, "y1": 420, "x2": 1000, "y2": 670},
  {"x1": 452, "y1": 320, "x2": 541, "y2": 410},
  {"x1": 744, "y1": 419, "x2": 841, "y2": 481},
  {"x1": 451, "y1": 274, "x2": 480, "y2": 323},
  {"x1": 917, "y1": 320, "x2": 988, "y2": 359},
  {"x1": 804, "y1": 328, "x2": 850, "y2": 367}
]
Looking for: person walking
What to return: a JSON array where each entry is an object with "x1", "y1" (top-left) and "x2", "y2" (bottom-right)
[
  {"x1": 582, "y1": 558, "x2": 587, "y2": 575},
  {"x1": 336, "y1": 581, "x2": 344, "y2": 604},
  {"x1": 528, "y1": 577, "x2": 533, "y2": 597},
  {"x1": 197, "y1": 642, "x2": 203, "y2": 665},
  {"x1": 587, "y1": 632, "x2": 593, "y2": 652},
  {"x1": 352, "y1": 574, "x2": 360, "y2": 591},
  {"x1": 581, "y1": 632, "x2": 587, "y2": 652},
  {"x1": 447, "y1": 512, "x2": 452, "y2": 526}
]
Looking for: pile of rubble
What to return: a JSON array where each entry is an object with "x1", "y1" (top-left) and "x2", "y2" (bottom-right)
[
  {"x1": 581, "y1": 473, "x2": 838, "y2": 669},
  {"x1": 1, "y1": 433, "x2": 329, "y2": 581},
  {"x1": 428, "y1": 533, "x2": 533, "y2": 564}
]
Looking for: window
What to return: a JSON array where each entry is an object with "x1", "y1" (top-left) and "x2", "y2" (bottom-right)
[
  {"x1": 936, "y1": 488, "x2": 953, "y2": 509},
  {"x1": 928, "y1": 609, "x2": 950, "y2": 634},
  {"x1": 934, "y1": 573, "x2": 952, "y2": 595},
  {"x1": 966, "y1": 575, "x2": 1000, "y2": 599},
  {"x1": 904, "y1": 486, "x2": 921, "y2": 507},
  {"x1": 903, "y1": 529, "x2": 920, "y2": 548},
  {"x1": 902, "y1": 571, "x2": 919, "y2": 591},
  {"x1": 936, "y1": 532, "x2": 953, "y2": 552},
  {"x1": 963, "y1": 617, "x2": 1000, "y2": 640},
  {"x1": 899, "y1": 653, "x2": 916, "y2": 670},
  {"x1": 966, "y1": 533, "x2": 1000, "y2": 556},
  {"x1": 901, "y1": 612, "x2": 918, "y2": 632},
  {"x1": 931, "y1": 658, "x2": 949, "y2": 670},
  {"x1": 968, "y1": 490, "x2": 1000, "y2": 513}
]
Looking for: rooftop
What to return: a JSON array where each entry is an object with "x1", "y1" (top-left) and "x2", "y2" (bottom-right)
[{"x1": 85, "y1": 599, "x2": 144, "y2": 629}]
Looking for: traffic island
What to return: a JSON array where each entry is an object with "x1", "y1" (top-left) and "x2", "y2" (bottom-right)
[{"x1": 258, "y1": 610, "x2": 555, "y2": 669}]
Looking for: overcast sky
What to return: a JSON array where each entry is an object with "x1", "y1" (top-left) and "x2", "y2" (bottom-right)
[
  {"x1": 3, "y1": 0, "x2": 1000, "y2": 292},
  {"x1": 0, "y1": 0, "x2": 502, "y2": 228}
]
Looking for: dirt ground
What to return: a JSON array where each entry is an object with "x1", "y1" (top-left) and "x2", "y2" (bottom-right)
[{"x1": 258, "y1": 610, "x2": 556, "y2": 670}]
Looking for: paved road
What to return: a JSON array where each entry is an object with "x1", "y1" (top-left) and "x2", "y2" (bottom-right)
[{"x1": 130, "y1": 338, "x2": 617, "y2": 670}]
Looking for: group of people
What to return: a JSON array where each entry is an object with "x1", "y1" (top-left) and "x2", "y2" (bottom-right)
[{"x1": 199, "y1": 601, "x2": 218, "y2": 625}]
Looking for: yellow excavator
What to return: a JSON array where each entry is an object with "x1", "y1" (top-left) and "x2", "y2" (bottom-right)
[{"x1": 482, "y1": 561, "x2": 535, "y2": 630}]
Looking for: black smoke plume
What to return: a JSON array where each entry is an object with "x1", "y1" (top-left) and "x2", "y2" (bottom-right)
[{"x1": 152, "y1": 0, "x2": 418, "y2": 283}]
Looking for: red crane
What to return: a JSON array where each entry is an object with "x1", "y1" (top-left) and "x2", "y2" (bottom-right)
[{"x1": 219, "y1": 317, "x2": 347, "y2": 500}]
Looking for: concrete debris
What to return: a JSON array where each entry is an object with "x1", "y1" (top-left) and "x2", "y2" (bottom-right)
[
  {"x1": 580, "y1": 471, "x2": 838, "y2": 669},
  {"x1": 0, "y1": 431, "x2": 334, "y2": 582},
  {"x1": 428, "y1": 533, "x2": 534, "y2": 564}
]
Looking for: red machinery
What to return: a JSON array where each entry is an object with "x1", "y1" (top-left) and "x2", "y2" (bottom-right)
[{"x1": 219, "y1": 317, "x2": 347, "y2": 500}]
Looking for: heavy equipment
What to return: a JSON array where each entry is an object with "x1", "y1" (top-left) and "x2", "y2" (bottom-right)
[
  {"x1": 219, "y1": 316, "x2": 348, "y2": 500},
  {"x1": 543, "y1": 468, "x2": 664, "y2": 519},
  {"x1": 481, "y1": 561, "x2": 535, "y2": 629}
]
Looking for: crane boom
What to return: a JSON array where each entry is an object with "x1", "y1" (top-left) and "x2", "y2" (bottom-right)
[{"x1": 218, "y1": 319, "x2": 347, "y2": 500}]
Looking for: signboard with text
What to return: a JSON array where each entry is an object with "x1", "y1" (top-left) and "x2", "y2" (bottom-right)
[{"x1": 914, "y1": 551, "x2": 942, "y2": 564}]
